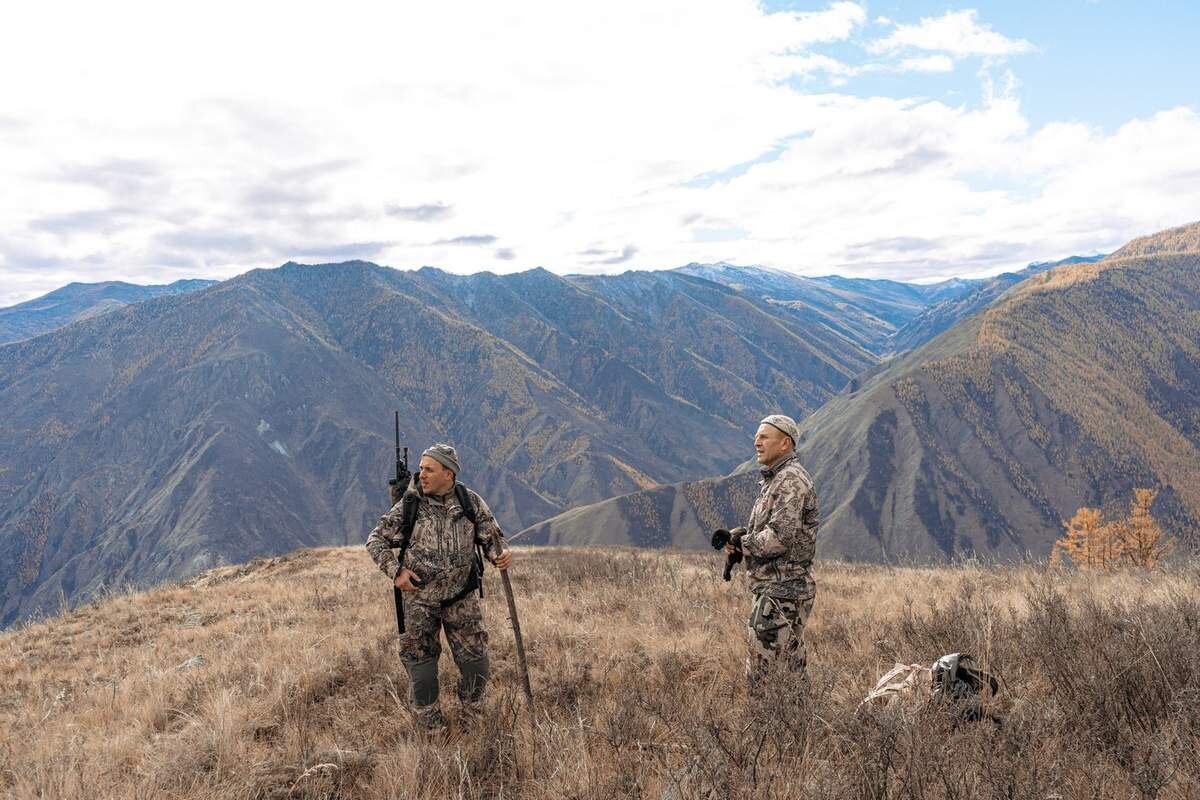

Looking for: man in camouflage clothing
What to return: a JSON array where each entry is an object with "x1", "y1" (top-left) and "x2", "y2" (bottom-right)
[
  {"x1": 366, "y1": 443, "x2": 512, "y2": 734},
  {"x1": 722, "y1": 414, "x2": 818, "y2": 684}
]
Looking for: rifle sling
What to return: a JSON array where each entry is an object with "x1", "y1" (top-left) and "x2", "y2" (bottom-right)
[
  {"x1": 393, "y1": 583, "x2": 406, "y2": 634},
  {"x1": 441, "y1": 561, "x2": 482, "y2": 607}
]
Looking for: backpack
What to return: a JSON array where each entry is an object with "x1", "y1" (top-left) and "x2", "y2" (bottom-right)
[
  {"x1": 930, "y1": 652, "x2": 1002, "y2": 722},
  {"x1": 397, "y1": 483, "x2": 487, "y2": 606},
  {"x1": 861, "y1": 652, "x2": 1003, "y2": 723}
]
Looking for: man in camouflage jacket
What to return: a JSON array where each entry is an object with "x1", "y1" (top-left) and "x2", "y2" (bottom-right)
[
  {"x1": 366, "y1": 443, "x2": 512, "y2": 734},
  {"x1": 723, "y1": 414, "x2": 818, "y2": 684}
]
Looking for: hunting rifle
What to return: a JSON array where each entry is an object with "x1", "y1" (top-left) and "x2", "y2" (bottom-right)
[{"x1": 387, "y1": 411, "x2": 420, "y2": 633}]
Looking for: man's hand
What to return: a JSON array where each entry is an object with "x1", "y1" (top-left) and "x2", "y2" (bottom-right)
[
  {"x1": 394, "y1": 568, "x2": 423, "y2": 592},
  {"x1": 494, "y1": 549, "x2": 512, "y2": 570}
]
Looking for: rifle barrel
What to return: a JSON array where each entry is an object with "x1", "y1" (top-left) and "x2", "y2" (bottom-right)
[{"x1": 393, "y1": 411, "x2": 402, "y2": 482}]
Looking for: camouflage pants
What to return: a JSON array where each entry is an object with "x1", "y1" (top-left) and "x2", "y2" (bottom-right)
[
  {"x1": 746, "y1": 592, "x2": 813, "y2": 684},
  {"x1": 400, "y1": 596, "x2": 490, "y2": 729}
]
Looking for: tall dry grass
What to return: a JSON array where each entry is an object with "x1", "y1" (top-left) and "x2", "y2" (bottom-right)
[{"x1": 2, "y1": 546, "x2": 1198, "y2": 799}]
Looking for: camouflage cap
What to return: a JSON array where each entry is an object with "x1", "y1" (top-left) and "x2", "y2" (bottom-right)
[
  {"x1": 422, "y1": 443, "x2": 460, "y2": 474},
  {"x1": 759, "y1": 414, "x2": 799, "y2": 445}
]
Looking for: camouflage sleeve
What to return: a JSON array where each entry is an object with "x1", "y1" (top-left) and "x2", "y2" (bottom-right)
[
  {"x1": 801, "y1": 486, "x2": 818, "y2": 561},
  {"x1": 741, "y1": 474, "x2": 816, "y2": 562},
  {"x1": 468, "y1": 490, "x2": 506, "y2": 562},
  {"x1": 365, "y1": 502, "x2": 405, "y2": 580}
]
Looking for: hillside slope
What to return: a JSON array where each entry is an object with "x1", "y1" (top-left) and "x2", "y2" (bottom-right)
[{"x1": 2, "y1": 546, "x2": 1196, "y2": 799}]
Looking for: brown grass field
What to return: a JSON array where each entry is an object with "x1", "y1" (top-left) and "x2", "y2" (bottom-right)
[{"x1": 2, "y1": 546, "x2": 1198, "y2": 799}]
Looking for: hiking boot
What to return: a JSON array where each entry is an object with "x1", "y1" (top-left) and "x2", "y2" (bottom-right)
[
  {"x1": 457, "y1": 699, "x2": 486, "y2": 733},
  {"x1": 412, "y1": 702, "x2": 447, "y2": 740},
  {"x1": 421, "y1": 721, "x2": 449, "y2": 742}
]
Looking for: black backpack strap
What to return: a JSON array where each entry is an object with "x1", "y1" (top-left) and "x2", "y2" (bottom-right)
[
  {"x1": 391, "y1": 491, "x2": 423, "y2": 636},
  {"x1": 453, "y1": 483, "x2": 485, "y2": 600},
  {"x1": 400, "y1": 491, "x2": 420, "y2": 541},
  {"x1": 454, "y1": 483, "x2": 477, "y2": 524}
]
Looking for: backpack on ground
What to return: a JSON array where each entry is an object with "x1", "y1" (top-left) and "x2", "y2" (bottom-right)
[
  {"x1": 861, "y1": 652, "x2": 1004, "y2": 723},
  {"x1": 930, "y1": 652, "x2": 1002, "y2": 722}
]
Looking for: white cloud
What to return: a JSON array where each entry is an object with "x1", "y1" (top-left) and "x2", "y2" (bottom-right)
[
  {"x1": 787, "y1": 52, "x2": 956, "y2": 80},
  {"x1": 868, "y1": 10, "x2": 1034, "y2": 58},
  {"x1": 755, "y1": 1, "x2": 867, "y2": 54},
  {"x1": 764, "y1": 53, "x2": 860, "y2": 81},
  {"x1": 672, "y1": 100, "x2": 1200, "y2": 280},
  {"x1": 0, "y1": 0, "x2": 875, "y2": 303},
  {"x1": 0, "y1": 0, "x2": 1197, "y2": 306},
  {"x1": 897, "y1": 55, "x2": 956, "y2": 73}
]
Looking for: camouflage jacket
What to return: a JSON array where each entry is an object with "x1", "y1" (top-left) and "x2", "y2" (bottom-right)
[
  {"x1": 734, "y1": 454, "x2": 818, "y2": 601},
  {"x1": 365, "y1": 482, "x2": 505, "y2": 606}
]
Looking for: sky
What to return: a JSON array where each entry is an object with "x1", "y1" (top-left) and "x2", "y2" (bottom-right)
[{"x1": 2, "y1": 0, "x2": 1199, "y2": 306}]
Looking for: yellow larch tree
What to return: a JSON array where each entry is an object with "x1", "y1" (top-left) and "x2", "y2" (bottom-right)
[
  {"x1": 1053, "y1": 488, "x2": 1174, "y2": 570},
  {"x1": 1117, "y1": 488, "x2": 1173, "y2": 568},
  {"x1": 1052, "y1": 507, "x2": 1114, "y2": 570}
]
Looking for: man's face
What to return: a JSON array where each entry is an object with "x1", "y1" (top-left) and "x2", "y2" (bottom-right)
[
  {"x1": 754, "y1": 423, "x2": 794, "y2": 465},
  {"x1": 418, "y1": 455, "x2": 455, "y2": 495}
]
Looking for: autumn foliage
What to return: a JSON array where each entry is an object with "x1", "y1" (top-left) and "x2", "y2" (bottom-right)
[{"x1": 1052, "y1": 488, "x2": 1175, "y2": 570}]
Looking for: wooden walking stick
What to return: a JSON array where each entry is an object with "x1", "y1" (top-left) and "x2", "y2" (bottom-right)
[
  {"x1": 493, "y1": 535, "x2": 536, "y2": 773},
  {"x1": 496, "y1": 539, "x2": 534, "y2": 708}
]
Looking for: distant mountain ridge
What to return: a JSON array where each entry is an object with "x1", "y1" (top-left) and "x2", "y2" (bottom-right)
[
  {"x1": 0, "y1": 279, "x2": 217, "y2": 344},
  {"x1": 888, "y1": 254, "x2": 1106, "y2": 354},
  {"x1": 674, "y1": 263, "x2": 980, "y2": 355},
  {"x1": 520, "y1": 223, "x2": 1200, "y2": 561}
]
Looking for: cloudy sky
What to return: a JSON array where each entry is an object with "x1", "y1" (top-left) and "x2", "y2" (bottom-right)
[{"x1": 2, "y1": 0, "x2": 1199, "y2": 306}]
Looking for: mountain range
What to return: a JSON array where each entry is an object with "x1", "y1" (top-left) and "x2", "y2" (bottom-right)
[
  {"x1": 1, "y1": 230, "x2": 1181, "y2": 625},
  {"x1": 521, "y1": 224, "x2": 1200, "y2": 561},
  {"x1": 0, "y1": 260, "x2": 979, "y2": 625}
]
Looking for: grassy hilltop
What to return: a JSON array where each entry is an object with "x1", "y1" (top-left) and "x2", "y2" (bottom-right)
[{"x1": 3, "y1": 547, "x2": 1199, "y2": 799}]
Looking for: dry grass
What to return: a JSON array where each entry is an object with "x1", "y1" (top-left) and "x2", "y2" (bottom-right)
[{"x1": 2, "y1": 546, "x2": 1198, "y2": 799}]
